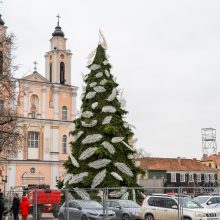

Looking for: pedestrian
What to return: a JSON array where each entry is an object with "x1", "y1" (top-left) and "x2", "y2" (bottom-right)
[
  {"x1": 0, "y1": 192, "x2": 4, "y2": 220},
  {"x1": 19, "y1": 196, "x2": 30, "y2": 220},
  {"x1": 10, "y1": 193, "x2": 20, "y2": 220}
]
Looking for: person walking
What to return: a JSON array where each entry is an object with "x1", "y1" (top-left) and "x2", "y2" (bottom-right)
[
  {"x1": 10, "y1": 193, "x2": 20, "y2": 220},
  {"x1": 19, "y1": 196, "x2": 30, "y2": 220},
  {"x1": 0, "y1": 192, "x2": 4, "y2": 220}
]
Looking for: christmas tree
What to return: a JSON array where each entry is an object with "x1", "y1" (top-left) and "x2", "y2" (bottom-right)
[{"x1": 62, "y1": 36, "x2": 144, "y2": 189}]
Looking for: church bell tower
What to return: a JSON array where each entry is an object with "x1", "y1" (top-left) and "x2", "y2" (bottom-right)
[{"x1": 45, "y1": 15, "x2": 72, "y2": 85}]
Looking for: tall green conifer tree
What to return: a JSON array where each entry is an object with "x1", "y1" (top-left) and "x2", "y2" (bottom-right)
[{"x1": 63, "y1": 41, "x2": 144, "y2": 189}]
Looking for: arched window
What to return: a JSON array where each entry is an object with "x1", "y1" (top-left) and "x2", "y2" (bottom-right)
[
  {"x1": 62, "y1": 135, "x2": 67, "y2": 154},
  {"x1": 62, "y1": 106, "x2": 67, "y2": 120},
  {"x1": 30, "y1": 95, "x2": 39, "y2": 118},
  {"x1": 49, "y1": 63, "x2": 52, "y2": 82},
  {"x1": 60, "y1": 62, "x2": 65, "y2": 84},
  {"x1": 0, "y1": 51, "x2": 3, "y2": 75}
]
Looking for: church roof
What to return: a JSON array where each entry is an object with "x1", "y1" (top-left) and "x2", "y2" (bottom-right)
[
  {"x1": 52, "y1": 22, "x2": 64, "y2": 37},
  {"x1": 21, "y1": 71, "x2": 50, "y2": 83},
  {"x1": 0, "y1": 15, "x2": 5, "y2": 26}
]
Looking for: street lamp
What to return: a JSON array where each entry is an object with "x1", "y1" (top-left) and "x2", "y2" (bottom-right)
[{"x1": 2, "y1": 175, "x2": 7, "y2": 195}]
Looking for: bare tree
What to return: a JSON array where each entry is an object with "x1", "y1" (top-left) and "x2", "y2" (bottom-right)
[
  {"x1": 134, "y1": 147, "x2": 151, "y2": 159},
  {"x1": 0, "y1": 29, "x2": 23, "y2": 159}
]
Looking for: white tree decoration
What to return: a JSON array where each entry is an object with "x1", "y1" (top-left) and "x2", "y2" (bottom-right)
[
  {"x1": 111, "y1": 172, "x2": 123, "y2": 181},
  {"x1": 64, "y1": 174, "x2": 72, "y2": 185},
  {"x1": 101, "y1": 141, "x2": 115, "y2": 154},
  {"x1": 120, "y1": 98, "x2": 126, "y2": 108},
  {"x1": 95, "y1": 72, "x2": 103, "y2": 78},
  {"x1": 107, "y1": 88, "x2": 117, "y2": 102},
  {"x1": 127, "y1": 154, "x2": 134, "y2": 159},
  {"x1": 122, "y1": 141, "x2": 134, "y2": 151},
  {"x1": 90, "y1": 82, "x2": 97, "y2": 88},
  {"x1": 114, "y1": 162, "x2": 133, "y2": 177},
  {"x1": 91, "y1": 169, "x2": 107, "y2": 188},
  {"x1": 109, "y1": 191, "x2": 122, "y2": 198},
  {"x1": 94, "y1": 86, "x2": 106, "y2": 93},
  {"x1": 121, "y1": 192, "x2": 129, "y2": 200},
  {"x1": 82, "y1": 134, "x2": 103, "y2": 144},
  {"x1": 90, "y1": 64, "x2": 100, "y2": 70},
  {"x1": 102, "y1": 116, "x2": 112, "y2": 125},
  {"x1": 91, "y1": 102, "x2": 98, "y2": 109},
  {"x1": 69, "y1": 172, "x2": 88, "y2": 184},
  {"x1": 79, "y1": 147, "x2": 98, "y2": 160},
  {"x1": 102, "y1": 106, "x2": 116, "y2": 113},
  {"x1": 87, "y1": 49, "x2": 97, "y2": 60},
  {"x1": 70, "y1": 155, "x2": 79, "y2": 167},
  {"x1": 74, "y1": 188, "x2": 91, "y2": 200},
  {"x1": 105, "y1": 70, "x2": 110, "y2": 77},
  {"x1": 88, "y1": 159, "x2": 111, "y2": 169},
  {"x1": 81, "y1": 111, "x2": 93, "y2": 118},
  {"x1": 103, "y1": 60, "x2": 108, "y2": 65},
  {"x1": 75, "y1": 131, "x2": 84, "y2": 141},
  {"x1": 86, "y1": 91, "x2": 96, "y2": 99},
  {"x1": 80, "y1": 93, "x2": 85, "y2": 100},
  {"x1": 81, "y1": 120, "x2": 97, "y2": 127},
  {"x1": 100, "y1": 79, "x2": 107, "y2": 85},
  {"x1": 111, "y1": 137, "x2": 124, "y2": 143}
]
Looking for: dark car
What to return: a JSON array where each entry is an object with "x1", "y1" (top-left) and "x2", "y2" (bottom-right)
[
  {"x1": 105, "y1": 199, "x2": 141, "y2": 220},
  {"x1": 58, "y1": 200, "x2": 116, "y2": 220}
]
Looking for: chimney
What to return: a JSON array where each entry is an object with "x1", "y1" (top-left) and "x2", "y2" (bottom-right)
[
  {"x1": 193, "y1": 158, "x2": 197, "y2": 163},
  {"x1": 218, "y1": 152, "x2": 220, "y2": 156},
  {"x1": 177, "y1": 157, "x2": 181, "y2": 165}
]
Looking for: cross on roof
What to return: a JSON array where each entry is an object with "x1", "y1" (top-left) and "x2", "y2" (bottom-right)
[
  {"x1": 56, "y1": 14, "x2": 60, "y2": 26},
  {"x1": 33, "y1": 61, "x2": 38, "y2": 72}
]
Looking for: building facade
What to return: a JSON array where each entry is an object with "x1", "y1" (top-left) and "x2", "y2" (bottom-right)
[
  {"x1": 137, "y1": 157, "x2": 217, "y2": 192},
  {"x1": 5, "y1": 19, "x2": 77, "y2": 190}
]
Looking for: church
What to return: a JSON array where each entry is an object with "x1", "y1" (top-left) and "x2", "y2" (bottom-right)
[{"x1": 0, "y1": 14, "x2": 77, "y2": 190}]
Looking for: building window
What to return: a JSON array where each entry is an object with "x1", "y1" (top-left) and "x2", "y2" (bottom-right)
[
  {"x1": 28, "y1": 132, "x2": 39, "y2": 148},
  {"x1": 50, "y1": 63, "x2": 52, "y2": 82},
  {"x1": 30, "y1": 95, "x2": 39, "y2": 118},
  {"x1": 62, "y1": 106, "x2": 67, "y2": 120},
  {"x1": 171, "y1": 173, "x2": 176, "y2": 182},
  {"x1": 180, "y1": 173, "x2": 185, "y2": 182},
  {"x1": 60, "y1": 62, "x2": 65, "y2": 84},
  {"x1": 0, "y1": 99, "x2": 4, "y2": 111},
  {"x1": 0, "y1": 51, "x2": 3, "y2": 75},
  {"x1": 204, "y1": 173, "x2": 209, "y2": 182},
  {"x1": 210, "y1": 173, "x2": 215, "y2": 182},
  {"x1": 62, "y1": 135, "x2": 67, "y2": 154},
  {"x1": 189, "y1": 173, "x2": 194, "y2": 182},
  {"x1": 196, "y1": 174, "x2": 201, "y2": 182}
]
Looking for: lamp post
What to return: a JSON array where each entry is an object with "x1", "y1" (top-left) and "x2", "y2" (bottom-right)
[{"x1": 2, "y1": 175, "x2": 7, "y2": 195}]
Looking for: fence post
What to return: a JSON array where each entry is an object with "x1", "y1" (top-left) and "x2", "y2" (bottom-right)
[{"x1": 66, "y1": 189, "x2": 69, "y2": 220}]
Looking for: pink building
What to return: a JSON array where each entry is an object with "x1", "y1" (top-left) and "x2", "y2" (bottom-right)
[{"x1": 6, "y1": 18, "x2": 77, "y2": 190}]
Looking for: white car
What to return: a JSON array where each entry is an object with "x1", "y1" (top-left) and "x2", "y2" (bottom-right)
[
  {"x1": 194, "y1": 196, "x2": 220, "y2": 208},
  {"x1": 140, "y1": 195, "x2": 220, "y2": 220}
]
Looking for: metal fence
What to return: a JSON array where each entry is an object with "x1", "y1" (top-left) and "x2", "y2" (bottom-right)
[{"x1": 2, "y1": 186, "x2": 220, "y2": 220}]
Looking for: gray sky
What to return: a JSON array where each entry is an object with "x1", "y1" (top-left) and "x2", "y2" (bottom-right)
[{"x1": 2, "y1": 0, "x2": 220, "y2": 159}]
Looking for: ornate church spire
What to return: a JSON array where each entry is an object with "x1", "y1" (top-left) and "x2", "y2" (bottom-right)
[{"x1": 52, "y1": 14, "x2": 64, "y2": 37}]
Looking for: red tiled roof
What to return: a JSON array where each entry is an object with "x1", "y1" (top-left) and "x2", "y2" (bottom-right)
[
  {"x1": 202, "y1": 154, "x2": 220, "y2": 165},
  {"x1": 137, "y1": 157, "x2": 215, "y2": 171}
]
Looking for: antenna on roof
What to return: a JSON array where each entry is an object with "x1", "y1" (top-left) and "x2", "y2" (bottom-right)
[{"x1": 201, "y1": 128, "x2": 217, "y2": 156}]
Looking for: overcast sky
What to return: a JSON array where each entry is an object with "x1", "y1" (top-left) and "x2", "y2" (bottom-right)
[{"x1": 2, "y1": 0, "x2": 220, "y2": 159}]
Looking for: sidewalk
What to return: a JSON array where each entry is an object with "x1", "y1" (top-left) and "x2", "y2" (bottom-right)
[{"x1": 3, "y1": 213, "x2": 57, "y2": 220}]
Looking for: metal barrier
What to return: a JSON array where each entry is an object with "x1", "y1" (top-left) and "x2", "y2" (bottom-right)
[{"x1": 2, "y1": 187, "x2": 220, "y2": 220}]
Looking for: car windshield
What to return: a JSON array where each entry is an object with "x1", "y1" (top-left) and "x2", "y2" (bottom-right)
[
  {"x1": 177, "y1": 197, "x2": 203, "y2": 209},
  {"x1": 194, "y1": 197, "x2": 210, "y2": 204},
  {"x1": 78, "y1": 200, "x2": 103, "y2": 209},
  {"x1": 119, "y1": 200, "x2": 140, "y2": 208}
]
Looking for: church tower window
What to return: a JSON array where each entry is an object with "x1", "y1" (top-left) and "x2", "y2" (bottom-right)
[
  {"x1": 60, "y1": 62, "x2": 65, "y2": 84},
  {"x1": 62, "y1": 106, "x2": 67, "y2": 120},
  {"x1": 62, "y1": 135, "x2": 67, "y2": 154},
  {"x1": 49, "y1": 63, "x2": 52, "y2": 82},
  {"x1": 0, "y1": 51, "x2": 3, "y2": 75}
]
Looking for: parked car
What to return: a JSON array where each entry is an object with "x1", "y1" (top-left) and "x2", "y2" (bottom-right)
[
  {"x1": 194, "y1": 196, "x2": 220, "y2": 208},
  {"x1": 58, "y1": 200, "x2": 116, "y2": 220},
  {"x1": 105, "y1": 199, "x2": 141, "y2": 220},
  {"x1": 140, "y1": 194, "x2": 220, "y2": 220}
]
